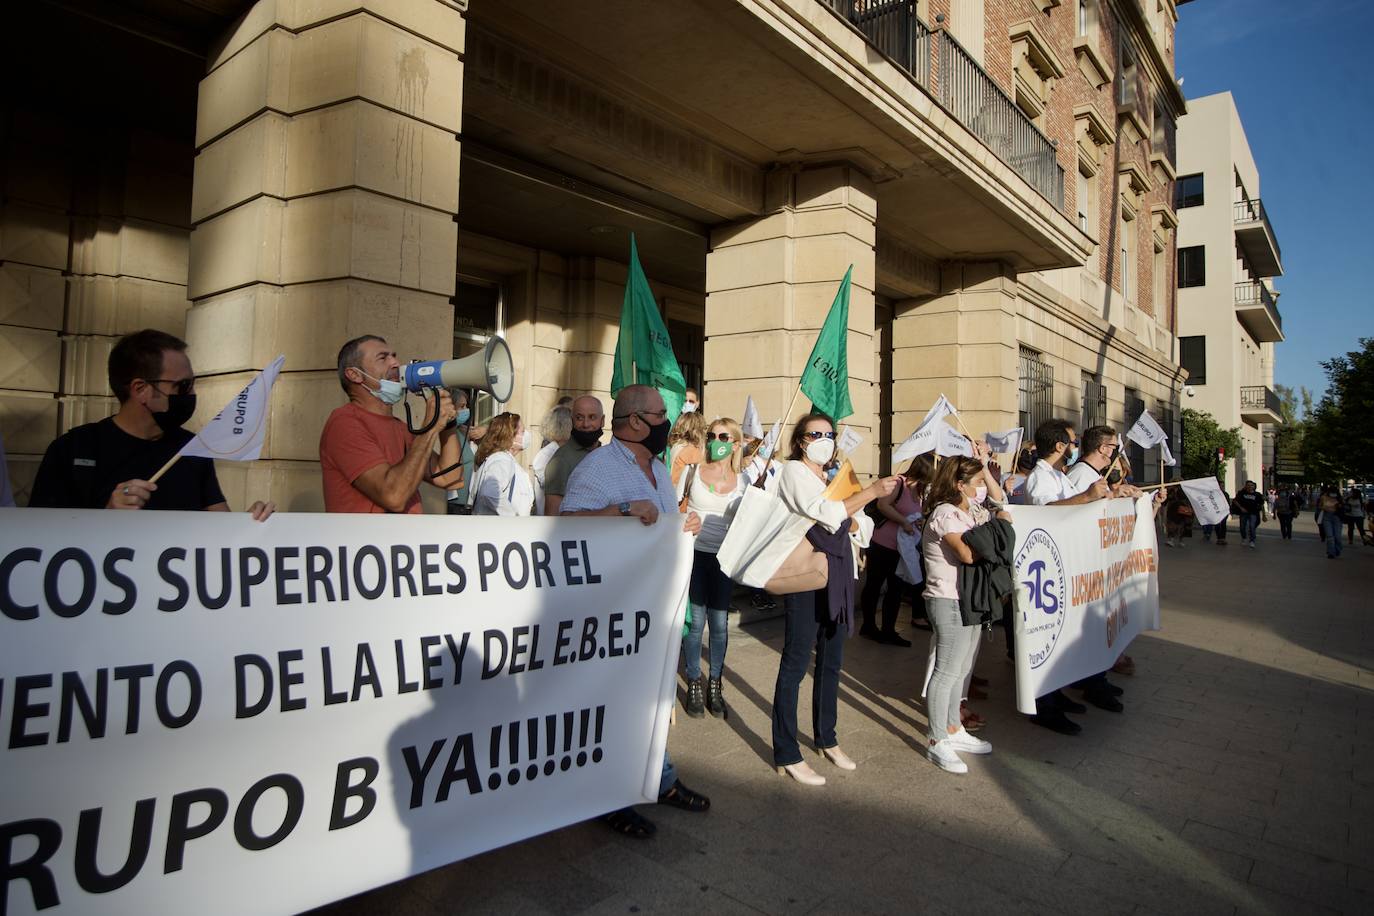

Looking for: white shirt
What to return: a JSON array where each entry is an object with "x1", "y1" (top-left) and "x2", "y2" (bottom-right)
[
  {"x1": 685, "y1": 469, "x2": 746, "y2": 554},
  {"x1": 1025, "y1": 459, "x2": 1083, "y2": 506},
  {"x1": 470, "y1": 451, "x2": 535, "y2": 516},
  {"x1": 1064, "y1": 461, "x2": 1104, "y2": 495},
  {"x1": 776, "y1": 461, "x2": 872, "y2": 578},
  {"x1": 531, "y1": 440, "x2": 560, "y2": 514},
  {"x1": 560, "y1": 437, "x2": 678, "y2": 516}
]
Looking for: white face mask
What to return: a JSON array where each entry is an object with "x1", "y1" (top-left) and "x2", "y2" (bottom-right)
[
  {"x1": 518, "y1": 429, "x2": 531, "y2": 451},
  {"x1": 680, "y1": 402, "x2": 697, "y2": 413},
  {"x1": 974, "y1": 485, "x2": 988, "y2": 504},
  {"x1": 805, "y1": 438, "x2": 835, "y2": 466}
]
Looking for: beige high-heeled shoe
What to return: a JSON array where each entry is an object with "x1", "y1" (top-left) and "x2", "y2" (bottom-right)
[
  {"x1": 821, "y1": 746, "x2": 857, "y2": 771},
  {"x1": 776, "y1": 760, "x2": 826, "y2": 786}
]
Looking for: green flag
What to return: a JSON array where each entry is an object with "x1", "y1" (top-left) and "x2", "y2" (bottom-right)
[
  {"x1": 799, "y1": 266, "x2": 854, "y2": 420},
  {"x1": 611, "y1": 235, "x2": 686, "y2": 419}
]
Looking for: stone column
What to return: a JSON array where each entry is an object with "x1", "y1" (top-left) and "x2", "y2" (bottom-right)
[
  {"x1": 703, "y1": 165, "x2": 877, "y2": 477},
  {"x1": 891, "y1": 262, "x2": 1019, "y2": 451},
  {"x1": 186, "y1": 0, "x2": 466, "y2": 511}
]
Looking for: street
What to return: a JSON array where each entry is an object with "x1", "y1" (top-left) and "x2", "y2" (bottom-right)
[{"x1": 318, "y1": 516, "x2": 1372, "y2": 915}]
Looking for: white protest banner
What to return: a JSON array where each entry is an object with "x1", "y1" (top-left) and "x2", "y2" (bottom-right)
[
  {"x1": 180, "y1": 355, "x2": 285, "y2": 462},
  {"x1": 936, "y1": 424, "x2": 973, "y2": 458},
  {"x1": 836, "y1": 425, "x2": 863, "y2": 455},
  {"x1": 0, "y1": 510, "x2": 693, "y2": 915},
  {"x1": 1179, "y1": 476, "x2": 1230, "y2": 525},
  {"x1": 741, "y1": 396, "x2": 763, "y2": 440},
  {"x1": 1127, "y1": 410, "x2": 1168, "y2": 450},
  {"x1": 1005, "y1": 495, "x2": 1160, "y2": 713},
  {"x1": 984, "y1": 427, "x2": 1023, "y2": 458}
]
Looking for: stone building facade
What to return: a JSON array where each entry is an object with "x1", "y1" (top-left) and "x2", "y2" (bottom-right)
[{"x1": 1, "y1": 0, "x2": 1186, "y2": 509}]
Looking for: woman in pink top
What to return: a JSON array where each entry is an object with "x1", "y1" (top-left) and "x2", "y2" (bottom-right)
[
  {"x1": 859, "y1": 454, "x2": 934, "y2": 644},
  {"x1": 920, "y1": 455, "x2": 1011, "y2": 775}
]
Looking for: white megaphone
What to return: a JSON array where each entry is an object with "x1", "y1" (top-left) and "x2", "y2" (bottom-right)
[{"x1": 401, "y1": 336, "x2": 514, "y2": 403}]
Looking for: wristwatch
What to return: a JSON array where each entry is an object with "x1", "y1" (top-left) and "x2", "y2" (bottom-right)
[{"x1": 618, "y1": 501, "x2": 632, "y2": 516}]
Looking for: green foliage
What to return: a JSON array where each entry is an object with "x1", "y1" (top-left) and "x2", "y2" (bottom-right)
[
  {"x1": 1302, "y1": 338, "x2": 1374, "y2": 482},
  {"x1": 1180, "y1": 408, "x2": 1243, "y2": 481}
]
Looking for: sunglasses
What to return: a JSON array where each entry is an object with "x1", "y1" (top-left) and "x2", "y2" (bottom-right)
[
  {"x1": 803, "y1": 430, "x2": 836, "y2": 440},
  {"x1": 709, "y1": 432, "x2": 734, "y2": 442},
  {"x1": 147, "y1": 378, "x2": 196, "y2": 396}
]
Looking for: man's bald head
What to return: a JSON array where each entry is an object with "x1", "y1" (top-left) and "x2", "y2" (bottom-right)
[
  {"x1": 611, "y1": 385, "x2": 663, "y2": 429},
  {"x1": 571, "y1": 395, "x2": 603, "y2": 433}
]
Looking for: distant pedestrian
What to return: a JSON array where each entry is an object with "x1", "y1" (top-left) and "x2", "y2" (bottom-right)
[
  {"x1": 1273, "y1": 485, "x2": 1301, "y2": 540},
  {"x1": 1317, "y1": 486, "x2": 1343, "y2": 558},
  {"x1": 859, "y1": 453, "x2": 935, "y2": 646},
  {"x1": 1343, "y1": 486, "x2": 1366, "y2": 546},
  {"x1": 1232, "y1": 480, "x2": 1264, "y2": 548}
]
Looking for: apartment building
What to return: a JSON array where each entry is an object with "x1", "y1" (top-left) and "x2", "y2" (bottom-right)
[
  {"x1": 1175, "y1": 91, "x2": 1284, "y2": 492},
  {"x1": 0, "y1": 0, "x2": 1186, "y2": 508}
]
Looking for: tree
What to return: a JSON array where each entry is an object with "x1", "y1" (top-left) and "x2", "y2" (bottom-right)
[
  {"x1": 1302, "y1": 338, "x2": 1374, "y2": 483},
  {"x1": 1180, "y1": 408, "x2": 1243, "y2": 482}
]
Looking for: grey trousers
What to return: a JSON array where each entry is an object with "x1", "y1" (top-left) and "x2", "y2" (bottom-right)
[{"x1": 925, "y1": 596, "x2": 979, "y2": 742}]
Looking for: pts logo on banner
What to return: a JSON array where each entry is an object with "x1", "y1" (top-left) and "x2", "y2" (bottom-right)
[{"x1": 1016, "y1": 528, "x2": 1066, "y2": 670}]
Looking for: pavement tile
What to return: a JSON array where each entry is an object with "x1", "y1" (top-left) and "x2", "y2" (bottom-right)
[{"x1": 1180, "y1": 821, "x2": 1347, "y2": 883}]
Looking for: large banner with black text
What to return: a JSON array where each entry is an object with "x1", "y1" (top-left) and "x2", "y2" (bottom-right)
[
  {"x1": 1005, "y1": 495, "x2": 1160, "y2": 713},
  {"x1": 0, "y1": 510, "x2": 693, "y2": 915}
]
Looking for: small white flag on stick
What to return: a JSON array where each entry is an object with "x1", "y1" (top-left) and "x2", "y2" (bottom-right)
[
  {"x1": 150, "y1": 355, "x2": 285, "y2": 483},
  {"x1": 893, "y1": 393, "x2": 959, "y2": 463},
  {"x1": 936, "y1": 424, "x2": 973, "y2": 458},
  {"x1": 759, "y1": 419, "x2": 782, "y2": 458},
  {"x1": 1160, "y1": 439, "x2": 1176, "y2": 467},
  {"x1": 837, "y1": 425, "x2": 863, "y2": 455},
  {"x1": 984, "y1": 427, "x2": 1023, "y2": 457},
  {"x1": 741, "y1": 396, "x2": 763, "y2": 440},
  {"x1": 1179, "y1": 476, "x2": 1230, "y2": 525},
  {"x1": 1127, "y1": 410, "x2": 1168, "y2": 450}
]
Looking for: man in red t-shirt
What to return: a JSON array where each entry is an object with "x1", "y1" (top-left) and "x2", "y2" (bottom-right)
[{"x1": 320, "y1": 335, "x2": 463, "y2": 513}]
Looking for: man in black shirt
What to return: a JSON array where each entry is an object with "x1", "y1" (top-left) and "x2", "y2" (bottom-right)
[
  {"x1": 1232, "y1": 479, "x2": 1265, "y2": 548},
  {"x1": 29, "y1": 329, "x2": 273, "y2": 518}
]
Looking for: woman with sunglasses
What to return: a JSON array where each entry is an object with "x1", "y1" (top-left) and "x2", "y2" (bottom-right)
[
  {"x1": 680, "y1": 417, "x2": 747, "y2": 719},
  {"x1": 771, "y1": 413, "x2": 901, "y2": 786}
]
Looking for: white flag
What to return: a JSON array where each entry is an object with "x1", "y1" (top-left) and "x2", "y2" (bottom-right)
[
  {"x1": 759, "y1": 420, "x2": 782, "y2": 458},
  {"x1": 936, "y1": 424, "x2": 973, "y2": 458},
  {"x1": 837, "y1": 425, "x2": 863, "y2": 455},
  {"x1": 179, "y1": 355, "x2": 285, "y2": 462},
  {"x1": 1160, "y1": 439, "x2": 1177, "y2": 467},
  {"x1": 985, "y1": 427, "x2": 1023, "y2": 457},
  {"x1": 894, "y1": 393, "x2": 959, "y2": 463},
  {"x1": 741, "y1": 396, "x2": 763, "y2": 439},
  {"x1": 1127, "y1": 410, "x2": 1168, "y2": 450},
  {"x1": 1179, "y1": 477, "x2": 1230, "y2": 526}
]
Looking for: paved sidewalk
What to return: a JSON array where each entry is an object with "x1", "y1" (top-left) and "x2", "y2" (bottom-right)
[{"x1": 318, "y1": 518, "x2": 1373, "y2": 915}]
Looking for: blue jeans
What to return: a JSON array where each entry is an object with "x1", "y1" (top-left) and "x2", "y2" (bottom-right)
[
  {"x1": 1239, "y1": 513, "x2": 1259, "y2": 542},
  {"x1": 659, "y1": 751, "x2": 676, "y2": 797},
  {"x1": 683, "y1": 605, "x2": 728, "y2": 679},
  {"x1": 771, "y1": 589, "x2": 845, "y2": 767},
  {"x1": 1322, "y1": 514, "x2": 1343, "y2": 557}
]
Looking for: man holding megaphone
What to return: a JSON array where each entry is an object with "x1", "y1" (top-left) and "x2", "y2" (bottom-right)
[{"x1": 320, "y1": 335, "x2": 466, "y2": 513}]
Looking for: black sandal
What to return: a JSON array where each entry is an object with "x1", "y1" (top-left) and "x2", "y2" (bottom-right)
[
  {"x1": 657, "y1": 779, "x2": 711, "y2": 812},
  {"x1": 602, "y1": 807, "x2": 656, "y2": 838}
]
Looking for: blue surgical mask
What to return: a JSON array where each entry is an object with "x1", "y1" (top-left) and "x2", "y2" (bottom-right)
[
  {"x1": 362, "y1": 371, "x2": 404, "y2": 406},
  {"x1": 455, "y1": 408, "x2": 471, "y2": 425},
  {"x1": 1067, "y1": 446, "x2": 1080, "y2": 465}
]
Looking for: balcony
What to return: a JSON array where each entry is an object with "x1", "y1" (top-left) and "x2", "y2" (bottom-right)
[
  {"x1": 823, "y1": 0, "x2": 1065, "y2": 210},
  {"x1": 1239, "y1": 385, "x2": 1284, "y2": 426},
  {"x1": 1234, "y1": 198, "x2": 1283, "y2": 277},
  {"x1": 1233, "y1": 281, "x2": 1284, "y2": 343}
]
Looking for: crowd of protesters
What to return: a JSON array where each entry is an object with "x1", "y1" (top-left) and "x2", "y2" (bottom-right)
[{"x1": 4, "y1": 327, "x2": 1366, "y2": 843}]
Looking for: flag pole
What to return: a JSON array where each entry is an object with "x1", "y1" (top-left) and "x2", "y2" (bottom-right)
[
  {"x1": 758, "y1": 381, "x2": 807, "y2": 482},
  {"x1": 148, "y1": 452, "x2": 182, "y2": 485},
  {"x1": 1139, "y1": 481, "x2": 1183, "y2": 491}
]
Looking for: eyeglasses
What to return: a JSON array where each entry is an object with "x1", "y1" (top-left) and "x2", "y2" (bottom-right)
[
  {"x1": 803, "y1": 430, "x2": 836, "y2": 440},
  {"x1": 147, "y1": 378, "x2": 196, "y2": 396},
  {"x1": 709, "y1": 432, "x2": 733, "y2": 442},
  {"x1": 611, "y1": 409, "x2": 668, "y2": 422}
]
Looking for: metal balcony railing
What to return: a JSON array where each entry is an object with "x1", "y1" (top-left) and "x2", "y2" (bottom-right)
[
  {"x1": 1239, "y1": 385, "x2": 1282, "y2": 417},
  {"x1": 821, "y1": 1, "x2": 1065, "y2": 210},
  {"x1": 1233, "y1": 198, "x2": 1282, "y2": 263},
  {"x1": 1233, "y1": 281, "x2": 1282, "y2": 333}
]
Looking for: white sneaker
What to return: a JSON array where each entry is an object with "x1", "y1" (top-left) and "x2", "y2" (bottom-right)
[
  {"x1": 927, "y1": 740, "x2": 968, "y2": 774},
  {"x1": 1163, "y1": 539, "x2": 1174, "y2": 548},
  {"x1": 945, "y1": 727, "x2": 992, "y2": 755}
]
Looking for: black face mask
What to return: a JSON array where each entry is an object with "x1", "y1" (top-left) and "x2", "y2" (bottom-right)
[
  {"x1": 153, "y1": 393, "x2": 197, "y2": 432},
  {"x1": 571, "y1": 427, "x2": 602, "y2": 448},
  {"x1": 620, "y1": 416, "x2": 671, "y2": 455}
]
